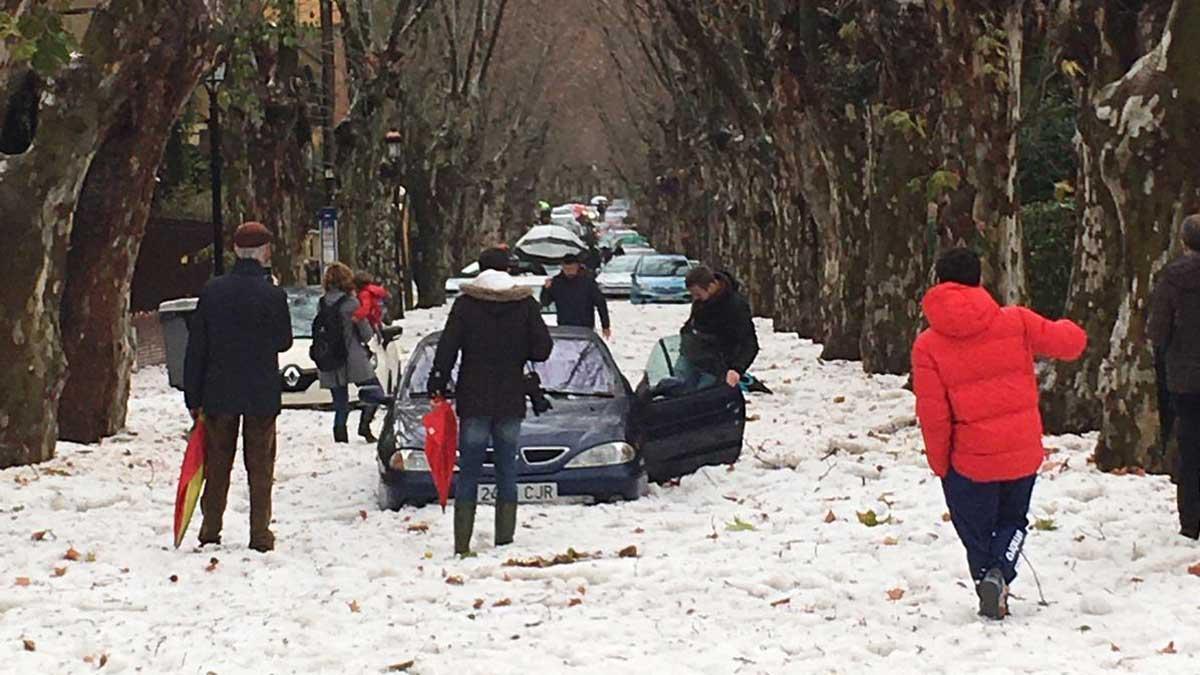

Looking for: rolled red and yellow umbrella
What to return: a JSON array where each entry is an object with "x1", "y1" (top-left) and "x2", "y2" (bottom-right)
[{"x1": 173, "y1": 419, "x2": 207, "y2": 548}]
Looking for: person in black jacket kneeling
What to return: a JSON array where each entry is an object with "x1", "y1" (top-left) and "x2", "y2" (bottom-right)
[
  {"x1": 681, "y1": 266, "x2": 760, "y2": 389},
  {"x1": 540, "y1": 253, "x2": 612, "y2": 339},
  {"x1": 428, "y1": 248, "x2": 554, "y2": 556}
]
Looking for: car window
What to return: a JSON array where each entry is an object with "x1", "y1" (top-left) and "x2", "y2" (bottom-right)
[
  {"x1": 287, "y1": 289, "x2": 323, "y2": 338},
  {"x1": 406, "y1": 337, "x2": 617, "y2": 397},
  {"x1": 637, "y1": 257, "x2": 689, "y2": 277},
  {"x1": 643, "y1": 336, "x2": 680, "y2": 388},
  {"x1": 602, "y1": 257, "x2": 640, "y2": 273}
]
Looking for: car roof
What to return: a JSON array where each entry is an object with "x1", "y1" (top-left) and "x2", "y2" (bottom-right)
[{"x1": 416, "y1": 325, "x2": 602, "y2": 347}]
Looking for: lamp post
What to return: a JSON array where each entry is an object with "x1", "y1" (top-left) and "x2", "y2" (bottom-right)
[
  {"x1": 204, "y1": 63, "x2": 226, "y2": 277},
  {"x1": 385, "y1": 130, "x2": 408, "y2": 318}
]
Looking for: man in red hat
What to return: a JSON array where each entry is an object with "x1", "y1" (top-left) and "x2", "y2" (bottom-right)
[{"x1": 184, "y1": 221, "x2": 293, "y2": 552}]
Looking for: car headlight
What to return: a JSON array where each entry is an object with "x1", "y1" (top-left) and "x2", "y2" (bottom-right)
[{"x1": 565, "y1": 442, "x2": 636, "y2": 468}]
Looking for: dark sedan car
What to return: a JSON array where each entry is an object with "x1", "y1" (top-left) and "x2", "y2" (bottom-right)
[{"x1": 375, "y1": 327, "x2": 746, "y2": 509}]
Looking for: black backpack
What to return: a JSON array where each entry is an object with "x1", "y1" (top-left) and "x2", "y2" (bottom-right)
[{"x1": 310, "y1": 295, "x2": 349, "y2": 371}]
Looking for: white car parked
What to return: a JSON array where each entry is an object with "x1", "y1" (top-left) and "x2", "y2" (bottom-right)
[{"x1": 160, "y1": 287, "x2": 405, "y2": 409}]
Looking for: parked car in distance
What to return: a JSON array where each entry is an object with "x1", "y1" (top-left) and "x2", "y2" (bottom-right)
[
  {"x1": 596, "y1": 252, "x2": 652, "y2": 297},
  {"x1": 630, "y1": 255, "x2": 693, "y2": 304},
  {"x1": 444, "y1": 260, "x2": 548, "y2": 298},
  {"x1": 159, "y1": 287, "x2": 404, "y2": 408},
  {"x1": 375, "y1": 327, "x2": 746, "y2": 508}
]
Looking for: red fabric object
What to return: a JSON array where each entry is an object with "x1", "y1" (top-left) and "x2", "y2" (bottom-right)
[
  {"x1": 422, "y1": 398, "x2": 459, "y2": 512},
  {"x1": 353, "y1": 284, "x2": 390, "y2": 328},
  {"x1": 173, "y1": 420, "x2": 207, "y2": 548},
  {"x1": 911, "y1": 283, "x2": 1087, "y2": 482}
]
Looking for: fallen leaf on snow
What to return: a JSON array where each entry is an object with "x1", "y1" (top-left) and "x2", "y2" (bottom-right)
[
  {"x1": 15, "y1": 577, "x2": 30, "y2": 587},
  {"x1": 85, "y1": 552, "x2": 97, "y2": 563},
  {"x1": 503, "y1": 549, "x2": 593, "y2": 568},
  {"x1": 386, "y1": 660, "x2": 415, "y2": 672},
  {"x1": 31, "y1": 530, "x2": 48, "y2": 541},
  {"x1": 941, "y1": 512, "x2": 952, "y2": 522},
  {"x1": 64, "y1": 547, "x2": 81, "y2": 561},
  {"x1": 886, "y1": 587, "x2": 905, "y2": 601},
  {"x1": 407, "y1": 523, "x2": 429, "y2": 533},
  {"x1": 857, "y1": 510, "x2": 889, "y2": 527},
  {"x1": 169, "y1": 574, "x2": 179, "y2": 583},
  {"x1": 446, "y1": 576, "x2": 465, "y2": 585},
  {"x1": 493, "y1": 598, "x2": 512, "y2": 607},
  {"x1": 348, "y1": 600, "x2": 361, "y2": 613},
  {"x1": 618, "y1": 545, "x2": 639, "y2": 558},
  {"x1": 472, "y1": 599, "x2": 484, "y2": 610},
  {"x1": 52, "y1": 567, "x2": 67, "y2": 578},
  {"x1": 883, "y1": 537, "x2": 899, "y2": 546},
  {"x1": 824, "y1": 510, "x2": 837, "y2": 524},
  {"x1": 205, "y1": 557, "x2": 220, "y2": 573},
  {"x1": 1187, "y1": 563, "x2": 1200, "y2": 577},
  {"x1": 746, "y1": 414, "x2": 761, "y2": 422},
  {"x1": 567, "y1": 598, "x2": 582, "y2": 607},
  {"x1": 770, "y1": 597, "x2": 791, "y2": 607},
  {"x1": 725, "y1": 517, "x2": 757, "y2": 532},
  {"x1": 633, "y1": 527, "x2": 645, "y2": 534},
  {"x1": 1110, "y1": 643, "x2": 1120, "y2": 652},
  {"x1": 22, "y1": 639, "x2": 36, "y2": 651},
  {"x1": 833, "y1": 396, "x2": 846, "y2": 404},
  {"x1": 1159, "y1": 641, "x2": 1177, "y2": 655},
  {"x1": 358, "y1": 510, "x2": 368, "y2": 521}
]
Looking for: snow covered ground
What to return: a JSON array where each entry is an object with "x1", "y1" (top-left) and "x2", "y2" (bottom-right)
[{"x1": 3, "y1": 302, "x2": 1199, "y2": 674}]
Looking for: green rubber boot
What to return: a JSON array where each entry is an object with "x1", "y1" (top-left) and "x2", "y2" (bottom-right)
[
  {"x1": 495, "y1": 501, "x2": 517, "y2": 547},
  {"x1": 454, "y1": 501, "x2": 477, "y2": 556}
]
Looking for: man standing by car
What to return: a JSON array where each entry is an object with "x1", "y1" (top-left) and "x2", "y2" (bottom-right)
[
  {"x1": 912, "y1": 248, "x2": 1086, "y2": 619},
  {"x1": 184, "y1": 222, "x2": 293, "y2": 552},
  {"x1": 1149, "y1": 214, "x2": 1200, "y2": 540},
  {"x1": 428, "y1": 247, "x2": 553, "y2": 556},
  {"x1": 541, "y1": 254, "x2": 612, "y2": 340},
  {"x1": 682, "y1": 266, "x2": 759, "y2": 388}
]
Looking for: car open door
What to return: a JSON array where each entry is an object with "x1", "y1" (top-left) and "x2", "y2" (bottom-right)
[{"x1": 632, "y1": 336, "x2": 746, "y2": 483}]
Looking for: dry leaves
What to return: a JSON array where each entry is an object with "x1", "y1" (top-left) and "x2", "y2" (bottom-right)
[
  {"x1": 503, "y1": 549, "x2": 593, "y2": 569},
  {"x1": 1159, "y1": 641, "x2": 1177, "y2": 655},
  {"x1": 31, "y1": 530, "x2": 48, "y2": 541},
  {"x1": 23, "y1": 639, "x2": 36, "y2": 652},
  {"x1": 824, "y1": 510, "x2": 837, "y2": 524},
  {"x1": 567, "y1": 598, "x2": 583, "y2": 607},
  {"x1": 493, "y1": 598, "x2": 512, "y2": 607},
  {"x1": 205, "y1": 557, "x2": 220, "y2": 573},
  {"x1": 886, "y1": 587, "x2": 905, "y2": 601},
  {"x1": 770, "y1": 597, "x2": 791, "y2": 607},
  {"x1": 348, "y1": 600, "x2": 361, "y2": 613},
  {"x1": 64, "y1": 547, "x2": 81, "y2": 561},
  {"x1": 385, "y1": 661, "x2": 415, "y2": 672},
  {"x1": 446, "y1": 575, "x2": 465, "y2": 586},
  {"x1": 407, "y1": 523, "x2": 429, "y2": 533},
  {"x1": 883, "y1": 537, "x2": 899, "y2": 546},
  {"x1": 941, "y1": 512, "x2": 952, "y2": 523},
  {"x1": 15, "y1": 577, "x2": 31, "y2": 587},
  {"x1": 358, "y1": 510, "x2": 368, "y2": 521},
  {"x1": 618, "y1": 545, "x2": 639, "y2": 558},
  {"x1": 472, "y1": 599, "x2": 484, "y2": 610},
  {"x1": 52, "y1": 567, "x2": 67, "y2": 578},
  {"x1": 1187, "y1": 563, "x2": 1200, "y2": 577}
]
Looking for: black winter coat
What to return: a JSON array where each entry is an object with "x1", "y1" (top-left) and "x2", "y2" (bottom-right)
[
  {"x1": 1149, "y1": 254, "x2": 1200, "y2": 394},
  {"x1": 681, "y1": 272, "x2": 759, "y2": 375},
  {"x1": 540, "y1": 271, "x2": 610, "y2": 330},
  {"x1": 184, "y1": 259, "x2": 294, "y2": 417},
  {"x1": 429, "y1": 274, "x2": 554, "y2": 419}
]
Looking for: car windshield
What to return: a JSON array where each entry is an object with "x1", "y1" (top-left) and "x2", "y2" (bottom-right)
[
  {"x1": 287, "y1": 288, "x2": 323, "y2": 338},
  {"x1": 602, "y1": 257, "x2": 640, "y2": 274},
  {"x1": 638, "y1": 257, "x2": 689, "y2": 277},
  {"x1": 406, "y1": 336, "x2": 618, "y2": 397}
]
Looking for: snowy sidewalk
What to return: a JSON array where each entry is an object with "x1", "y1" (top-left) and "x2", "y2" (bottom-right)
[{"x1": 2, "y1": 303, "x2": 1198, "y2": 674}]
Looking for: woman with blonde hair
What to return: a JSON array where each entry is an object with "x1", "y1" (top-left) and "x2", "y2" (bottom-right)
[{"x1": 315, "y1": 262, "x2": 388, "y2": 443}]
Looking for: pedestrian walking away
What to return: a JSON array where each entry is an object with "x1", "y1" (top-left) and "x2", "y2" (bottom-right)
[
  {"x1": 541, "y1": 253, "x2": 612, "y2": 339},
  {"x1": 314, "y1": 263, "x2": 390, "y2": 444},
  {"x1": 183, "y1": 221, "x2": 293, "y2": 552},
  {"x1": 681, "y1": 266, "x2": 759, "y2": 389},
  {"x1": 1148, "y1": 213, "x2": 1200, "y2": 540},
  {"x1": 912, "y1": 247, "x2": 1086, "y2": 619},
  {"x1": 428, "y1": 247, "x2": 553, "y2": 556}
]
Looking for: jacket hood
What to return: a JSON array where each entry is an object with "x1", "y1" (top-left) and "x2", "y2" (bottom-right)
[
  {"x1": 921, "y1": 283, "x2": 1000, "y2": 338},
  {"x1": 362, "y1": 284, "x2": 390, "y2": 299},
  {"x1": 714, "y1": 271, "x2": 740, "y2": 293},
  {"x1": 461, "y1": 269, "x2": 534, "y2": 303},
  {"x1": 1164, "y1": 253, "x2": 1200, "y2": 290}
]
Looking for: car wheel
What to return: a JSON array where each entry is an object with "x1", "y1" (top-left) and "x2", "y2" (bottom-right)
[{"x1": 377, "y1": 480, "x2": 402, "y2": 511}]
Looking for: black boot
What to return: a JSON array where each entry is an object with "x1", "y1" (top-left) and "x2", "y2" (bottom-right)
[
  {"x1": 358, "y1": 408, "x2": 377, "y2": 444},
  {"x1": 495, "y1": 501, "x2": 517, "y2": 547},
  {"x1": 454, "y1": 501, "x2": 477, "y2": 556},
  {"x1": 977, "y1": 567, "x2": 1009, "y2": 620},
  {"x1": 333, "y1": 426, "x2": 349, "y2": 444}
]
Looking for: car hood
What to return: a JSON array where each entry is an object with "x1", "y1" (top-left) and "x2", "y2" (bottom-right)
[
  {"x1": 387, "y1": 396, "x2": 630, "y2": 453},
  {"x1": 637, "y1": 276, "x2": 686, "y2": 288},
  {"x1": 597, "y1": 271, "x2": 633, "y2": 284}
]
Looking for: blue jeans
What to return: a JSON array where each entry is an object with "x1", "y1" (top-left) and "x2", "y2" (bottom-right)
[
  {"x1": 331, "y1": 386, "x2": 350, "y2": 429},
  {"x1": 942, "y1": 469, "x2": 1036, "y2": 584},
  {"x1": 455, "y1": 417, "x2": 522, "y2": 503}
]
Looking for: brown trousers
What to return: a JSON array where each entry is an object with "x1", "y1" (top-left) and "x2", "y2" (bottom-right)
[{"x1": 198, "y1": 414, "x2": 277, "y2": 550}]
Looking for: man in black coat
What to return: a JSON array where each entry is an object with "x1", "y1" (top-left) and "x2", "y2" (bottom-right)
[
  {"x1": 428, "y1": 247, "x2": 553, "y2": 556},
  {"x1": 682, "y1": 266, "x2": 759, "y2": 388},
  {"x1": 184, "y1": 222, "x2": 293, "y2": 552},
  {"x1": 540, "y1": 254, "x2": 612, "y2": 339},
  {"x1": 1149, "y1": 213, "x2": 1200, "y2": 539}
]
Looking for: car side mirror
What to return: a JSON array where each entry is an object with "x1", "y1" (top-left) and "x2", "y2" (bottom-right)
[{"x1": 380, "y1": 325, "x2": 403, "y2": 346}]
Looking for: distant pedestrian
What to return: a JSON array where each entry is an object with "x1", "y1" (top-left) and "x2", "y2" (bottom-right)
[
  {"x1": 541, "y1": 254, "x2": 612, "y2": 339},
  {"x1": 184, "y1": 222, "x2": 293, "y2": 552},
  {"x1": 428, "y1": 247, "x2": 553, "y2": 556},
  {"x1": 912, "y1": 247, "x2": 1086, "y2": 619},
  {"x1": 314, "y1": 263, "x2": 390, "y2": 444},
  {"x1": 1149, "y1": 214, "x2": 1200, "y2": 540},
  {"x1": 353, "y1": 271, "x2": 391, "y2": 334},
  {"x1": 682, "y1": 266, "x2": 759, "y2": 389}
]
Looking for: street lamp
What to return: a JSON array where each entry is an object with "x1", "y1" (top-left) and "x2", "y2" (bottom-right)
[
  {"x1": 205, "y1": 63, "x2": 227, "y2": 277},
  {"x1": 385, "y1": 130, "x2": 408, "y2": 318}
]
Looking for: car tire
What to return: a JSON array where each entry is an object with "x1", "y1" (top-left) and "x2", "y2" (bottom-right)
[{"x1": 377, "y1": 480, "x2": 402, "y2": 511}]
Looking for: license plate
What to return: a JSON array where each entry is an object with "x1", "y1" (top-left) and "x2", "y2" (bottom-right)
[{"x1": 477, "y1": 482, "x2": 559, "y2": 504}]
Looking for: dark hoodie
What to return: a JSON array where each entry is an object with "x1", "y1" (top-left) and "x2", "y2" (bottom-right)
[
  {"x1": 681, "y1": 272, "x2": 759, "y2": 375},
  {"x1": 541, "y1": 269, "x2": 610, "y2": 330},
  {"x1": 1149, "y1": 254, "x2": 1200, "y2": 394},
  {"x1": 429, "y1": 270, "x2": 554, "y2": 418}
]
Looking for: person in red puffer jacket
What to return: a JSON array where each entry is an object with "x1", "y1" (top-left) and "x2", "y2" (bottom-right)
[
  {"x1": 352, "y1": 271, "x2": 391, "y2": 334},
  {"x1": 912, "y1": 248, "x2": 1086, "y2": 620}
]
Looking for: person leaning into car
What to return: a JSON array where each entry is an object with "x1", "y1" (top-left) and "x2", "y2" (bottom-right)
[
  {"x1": 184, "y1": 222, "x2": 293, "y2": 553},
  {"x1": 428, "y1": 247, "x2": 554, "y2": 556},
  {"x1": 541, "y1": 253, "x2": 612, "y2": 340},
  {"x1": 682, "y1": 265, "x2": 760, "y2": 388}
]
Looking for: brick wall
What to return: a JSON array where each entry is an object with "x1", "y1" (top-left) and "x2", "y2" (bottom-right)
[{"x1": 133, "y1": 312, "x2": 166, "y2": 369}]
